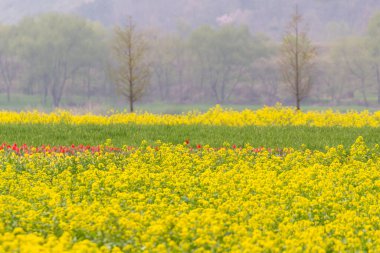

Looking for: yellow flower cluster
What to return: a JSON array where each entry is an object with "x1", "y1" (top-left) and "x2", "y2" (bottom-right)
[
  {"x1": 0, "y1": 137, "x2": 379, "y2": 252},
  {"x1": 0, "y1": 105, "x2": 379, "y2": 126}
]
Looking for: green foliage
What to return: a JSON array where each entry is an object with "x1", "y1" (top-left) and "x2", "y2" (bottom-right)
[
  {"x1": 14, "y1": 13, "x2": 107, "y2": 107},
  {"x1": 188, "y1": 25, "x2": 272, "y2": 103},
  {"x1": 368, "y1": 12, "x2": 380, "y2": 57},
  {"x1": 0, "y1": 124, "x2": 379, "y2": 151},
  {"x1": 0, "y1": 24, "x2": 19, "y2": 102},
  {"x1": 0, "y1": 5, "x2": 380, "y2": 108}
]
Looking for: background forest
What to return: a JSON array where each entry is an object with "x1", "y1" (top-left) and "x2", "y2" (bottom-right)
[{"x1": 0, "y1": 0, "x2": 379, "y2": 112}]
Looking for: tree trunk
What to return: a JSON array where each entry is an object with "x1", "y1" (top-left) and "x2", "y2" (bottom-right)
[
  {"x1": 178, "y1": 68, "x2": 184, "y2": 102},
  {"x1": 295, "y1": 16, "x2": 300, "y2": 111},
  {"x1": 360, "y1": 78, "x2": 369, "y2": 107},
  {"x1": 86, "y1": 68, "x2": 91, "y2": 101},
  {"x1": 376, "y1": 64, "x2": 380, "y2": 105},
  {"x1": 27, "y1": 79, "x2": 34, "y2": 95},
  {"x1": 43, "y1": 87, "x2": 48, "y2": 106},
  {"x1": 6, "y1": 86, "x2": 10, "y2": 103},
  {"x1": 164, "y1": 70, "x2": 170, "y2": 100},
  {"x1": 52, "y1": 80, "x2": 67, "y2": 108},
  {"x1": 52, "y1": 85, "x2": 60, "y2": 107},
  {"x1": 129, "y1": 97, "x2": 134, "y2": 112},
  {"x1": 53, "y1": 97, "x2": 59, "y2": 107},
  {"x1": 42, "y1": 76, "x2": 49, "y2": 106},
  {"x1": 129, "y1": 81, "x2": 134, "y2": 113},
  {"x1": 296, "y1": 98, "x2": 300, "y2": 110},
  {"x1": 220, "y1": 68, "x2": 229, "y2": 104},
  {"x1": 155, "y1": 70, "x2": 164, "y2": 100},
  {"x1": 211, "y1": 80, "x2": 220, "y2": 104}
]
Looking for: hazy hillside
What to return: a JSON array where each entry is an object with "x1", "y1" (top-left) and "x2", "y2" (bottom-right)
[
  {"x1": 78, "y1": 0, "x2": 380, "y2": 41},
  {"x1": 0, "y1": 0, "x2": 91, "y2": 23},
  {"x1": 1, "y1": 0, "x2": 380, "y2": 40}
]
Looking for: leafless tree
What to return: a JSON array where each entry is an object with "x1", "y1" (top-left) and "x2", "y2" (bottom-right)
[
  {"x1": 110, "y1": 17, "x2": 150, "y2": 112},
  {"x1": 0, "y1": 26, "x2": 18, "y2": 102},
  {"x1": 280, "y1": 6, "x2": 317, "y2": 110}
]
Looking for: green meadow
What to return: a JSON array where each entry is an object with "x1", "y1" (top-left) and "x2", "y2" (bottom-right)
[{"x1": 1, "y1": 123, "x2": 379, "y2": 150}]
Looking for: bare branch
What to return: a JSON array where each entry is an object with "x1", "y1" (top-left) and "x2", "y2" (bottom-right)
[
  {"x1": 109, "y1": 17, "x2": 151, "y2": 112},
  {"x1": 279, "y1": 5, "x2": 316, "y2": 110}
]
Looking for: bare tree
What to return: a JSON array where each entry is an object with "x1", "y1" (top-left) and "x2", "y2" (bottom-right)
[
  {"x1": 0, "y1": 25, "x2": 19, "y2": 102},
  {"x1": 280, "y1": 6, "x2": 316, "y2": 110},
  {"x1": 339, "y1": 37, "x2": 372, "y2": 107},
  {"x1": 0, "y1": 51, "x2": 19, "y2": 103},
  {"x1": 110, "y1": 17, "x2": 150, "y2": 112}
]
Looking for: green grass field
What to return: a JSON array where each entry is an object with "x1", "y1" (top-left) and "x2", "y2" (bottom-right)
[{"x1": 0, "y1": 123, "x2": 379, "y2": 150}]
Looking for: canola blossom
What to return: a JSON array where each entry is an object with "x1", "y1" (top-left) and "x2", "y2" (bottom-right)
[
  {"x1": 0, "y1": 142, "x2": 121, "y2": 154},
  {"x1": 0, "y1": 137, "x2": 379, "y2": 252},
  {"x1": 0, "y1": 105, "x2": 380, "y2": 127}
]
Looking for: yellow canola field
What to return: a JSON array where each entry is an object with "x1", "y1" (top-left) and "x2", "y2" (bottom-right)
[
  {"x1": 0, "y1": 137, "x2": 380, "y2": 252},
  {"x1": 0, "y1": 105, "x2": 380, "y2": 127}
]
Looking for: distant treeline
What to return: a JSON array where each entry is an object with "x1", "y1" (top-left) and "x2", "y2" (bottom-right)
[{"x1": 1, "y1": 12, "x2": 380, "y2": 108}]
